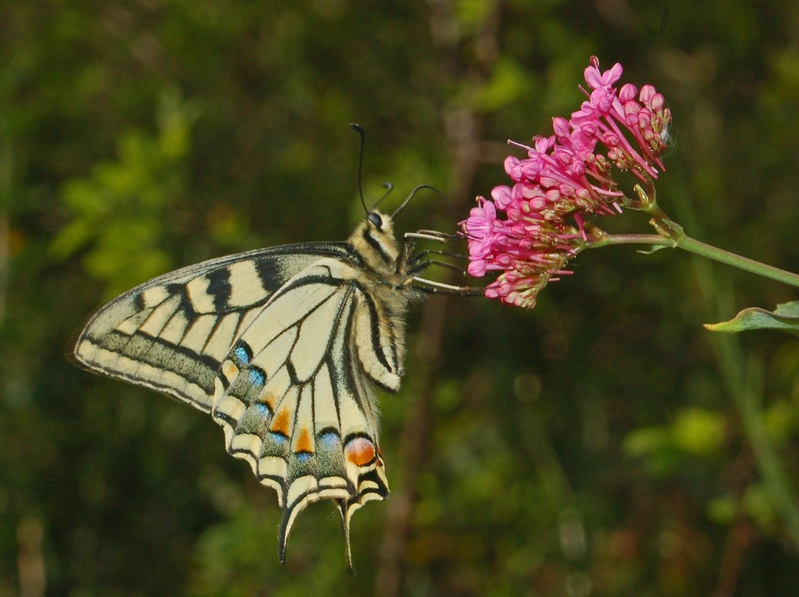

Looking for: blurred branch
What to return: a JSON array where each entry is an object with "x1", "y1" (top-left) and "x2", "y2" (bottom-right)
[
  {"x1": 740, "y1": 356, "x2": 799, "y2": 545},
  {"x1": 373, "y1": 2, "x2": 499, "y2": 594},
  {"x1": 0, "y1": 209, "x2": 7, "y2": 329},
  {"x1": 515, "y1": 401, "x2": 573, "y2": 507},
  {"x1": 373, "y1": 291, "x2": 448, "y2": 596},
  {"x1": 0, "y1": 139, "x2": 10, "y2": 329},
  {"x1": 17, "y1": 517, "x2": 46, "y2": 597},
  {"x1": 712, "y1": 520, "x2": 755, "y2": 597},
  {"x1": 374, "y1": 106, "x2": 485, "y2": 596}
]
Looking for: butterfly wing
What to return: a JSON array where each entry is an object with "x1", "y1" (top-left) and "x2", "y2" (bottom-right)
[
  {"x1": 73, "y1": 243, "x2": 400, "y2": 564},
  {"x1": 212, "y1": 257, "x2": 397, "y2": 563},
  {"x1": 73, "y1": 243, "x2": 350, "y2": 411}
]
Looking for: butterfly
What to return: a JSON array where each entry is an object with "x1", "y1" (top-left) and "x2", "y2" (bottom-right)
[{"x1": 72, "y1": 195, "x2": 475, "y2": 566}]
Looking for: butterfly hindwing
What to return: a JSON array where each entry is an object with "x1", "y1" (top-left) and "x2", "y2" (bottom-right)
[{"x1": 212, "y1": 258, "x2": 392, "y2": 562}]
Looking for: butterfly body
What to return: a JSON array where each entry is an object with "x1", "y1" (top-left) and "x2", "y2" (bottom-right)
[{"x1": 73, "y1": 210, "x2": 421, "y2": 564}]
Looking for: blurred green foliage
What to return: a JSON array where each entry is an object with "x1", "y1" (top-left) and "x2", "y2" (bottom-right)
[
  {"x1": 1, "y1": 0, "x2": 799, "y2": 596},
  {"x1": 50, "y1": 90, "x2": 198, "y2": 297}
]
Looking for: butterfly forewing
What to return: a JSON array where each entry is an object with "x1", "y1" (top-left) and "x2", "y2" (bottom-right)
[
  {"x1": 73, "y1": 213, "x2": 418, "y2": 565},
  {"x1": 73, "y1": 244, "x2": 350, "y2": 411}
]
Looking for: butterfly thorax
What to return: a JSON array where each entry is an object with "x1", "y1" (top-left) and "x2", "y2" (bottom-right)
[{"x1": 344, "y1": 211, "x2": 422, "y2": 390}]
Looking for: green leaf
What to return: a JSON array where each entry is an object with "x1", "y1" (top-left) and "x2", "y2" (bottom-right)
[
  {"x1": 49, "y1": 89, "x2": 195, "y2": 296},
  {"x1": 704, "y1": 301, "x2": 799, "y2": 336},
  {"x1": 637, "y1": 244, "x2": 670, "y2": 255}
]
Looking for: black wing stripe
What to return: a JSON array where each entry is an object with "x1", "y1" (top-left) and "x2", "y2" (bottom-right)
[
  {"x1": 287, "y1": 284, "x2": 357, "y2": 385},
  {"x1": 265, "y1": 273, "x2": 343, "y2": 305},
  {"x1": 205, "y1": 268, "x2": 232, "y2": 312},
  {"x1": 255, "y1": 256, "x2": 298, "y2": 295},
  {"x1": 325, "y1": 288, "x2": 358, "y2": 430}
]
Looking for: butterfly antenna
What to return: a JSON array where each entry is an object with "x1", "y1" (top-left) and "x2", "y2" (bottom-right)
[
  {"x1": 350, "y1": 123, "x2": 370, "y2": 215},
  {"x1": 370, "y1": 182, "x2": 394, "y2": 210},
  {"x1": 391, "y1": 184, "x2": 466, "y2": 220}
]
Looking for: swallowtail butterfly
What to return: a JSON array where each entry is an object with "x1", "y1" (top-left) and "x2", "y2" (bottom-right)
[{"x1": 73, "y1": 201, "x2": 473, "y2": 566}]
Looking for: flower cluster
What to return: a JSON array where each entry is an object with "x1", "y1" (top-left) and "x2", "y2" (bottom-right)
[{"x1": 462, "y1": 57, "x2": 672, "y2": 308}]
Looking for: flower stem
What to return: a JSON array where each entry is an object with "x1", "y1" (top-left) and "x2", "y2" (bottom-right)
[
  {"x1": 677, "y1": 235, "x2": 799, "y2": 288},
  {"x1": 591, "y1": 233, "x2": 799, "y2": 289},
  {"x1": 592, "y1": 233, "x2": 674, "y2": 248}
]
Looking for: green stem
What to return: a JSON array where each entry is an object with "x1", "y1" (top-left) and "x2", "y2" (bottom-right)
[
  {"x1": 592, "y1": 233, "x2": 799, "y2": 289},
  {"x1": 678, "y1": 235, "x2": 799, "y2": 288},
  {"x1": 592, "y1": 233, "x2": 673, "y2": 248}
]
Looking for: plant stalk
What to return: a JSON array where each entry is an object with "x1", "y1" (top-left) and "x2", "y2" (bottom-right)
[{"x1": 591, "y1": 233, "x2": 799, "y2": 289}]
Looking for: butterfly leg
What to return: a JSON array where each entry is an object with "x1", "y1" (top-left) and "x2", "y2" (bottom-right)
[
  {"x1": 408, "y1": 257, "x2": 468, "y2": 275},
  {"x1": 404, "y1": 230, "x2": 462, "y2": 243},
  {"x1": 412, "y1": 276, "x2": 484, "y2": 296},
  {"x1": 408, "y1": 248, "x2": 469, "y2": 264},
  {"x1": 401, "y1": 230, "x2": 482, "y2": 295}
]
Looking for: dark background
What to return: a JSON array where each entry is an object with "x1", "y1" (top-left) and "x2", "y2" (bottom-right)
[{"x1": 2, "y1": 0, "x2": 799, "y2": 595}]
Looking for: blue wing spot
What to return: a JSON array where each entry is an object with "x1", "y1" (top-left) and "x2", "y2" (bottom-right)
[
  {"x1": 269, "y1": 432, "x2": 288, "y2": 444},
  {"x1": 255, "y1": 403, "x2": 271, "y2": 417},
  {"x1": 295, "y1": 452, "x2": 312, "y2": 463},
  {"x1": 318, "y1": 430, "x2": 340, "y2": 449},
  {"x1": 233, "y1": 343, "x2": 252, "y2": 366},
  {"x1": 249, "y1": 367, "x2": 266, "y2": 388}
]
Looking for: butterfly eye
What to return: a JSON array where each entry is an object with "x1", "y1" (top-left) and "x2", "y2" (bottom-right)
[{"x1": 368, "y1": 212, "x2": 383, "y2": 228}]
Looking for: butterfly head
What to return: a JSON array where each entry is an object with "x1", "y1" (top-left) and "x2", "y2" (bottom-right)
[{"x1": 350, "y1": 210, "x2": 402, "y2": 271}]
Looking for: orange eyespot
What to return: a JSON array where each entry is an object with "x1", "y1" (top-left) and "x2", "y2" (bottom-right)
[{"x1": 344, "y1": 437, "x2": 376, "y2": 467}]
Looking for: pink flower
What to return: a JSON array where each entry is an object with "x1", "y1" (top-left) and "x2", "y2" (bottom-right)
[
  {"x1": 570, "y1": 57, "x2": 672, "y2": 181},
  {"x1": 461, "y1": 56, "x2": 672, "y2": 309},
  {"x1": 463, "y1": 198, "x2": 498, "y2": 277},
  {"x1": 491, "y1": 185, "x2": 513, "y2": 210},
  {"x1": 581, "y1": 57, "x2": 624, "y2": 119},
  {"x1": 461, "y1": 179, "x2": 583, "y2": 307},
  {"x1": 584, "y1": 56, "x2": 623, "y2": 92}
]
